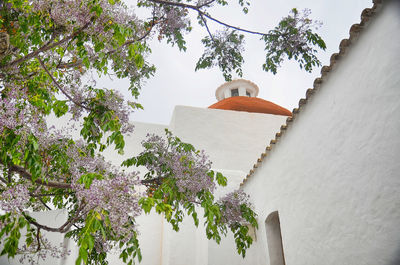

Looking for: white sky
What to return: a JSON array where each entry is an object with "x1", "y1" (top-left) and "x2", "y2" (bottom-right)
[{"x1": 109, "y1": 0, "x2": 373, "y2": 125}]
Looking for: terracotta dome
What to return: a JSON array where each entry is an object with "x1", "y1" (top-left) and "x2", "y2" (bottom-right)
[{"x1": 209, "y1": 96, "x2": 292, "y2": 116}]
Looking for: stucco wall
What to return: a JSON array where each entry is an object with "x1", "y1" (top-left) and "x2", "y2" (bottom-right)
[
  {"x1": 170, "y1": 106, "x2": 288, "y2": 172},
  {"x1": 161, "y1": 106, "x2": 289, "y2": 265},
  {"x1": 241, "y1": 1, "x2": 400, "y2": 265}
]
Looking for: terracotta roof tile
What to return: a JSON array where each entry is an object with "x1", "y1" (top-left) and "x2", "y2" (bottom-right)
[{"x1": 208, "y1": 96, "x2": 292, "y2": 116}]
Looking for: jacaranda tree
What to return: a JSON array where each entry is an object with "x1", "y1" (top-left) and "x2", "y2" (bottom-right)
[{"x1": 0, "y1": 0, "x2": 325, "y2": 264}]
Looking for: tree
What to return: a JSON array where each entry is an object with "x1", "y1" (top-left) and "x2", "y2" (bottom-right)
[{"x1": 0, "y1": 0, "x2": 325, "y2": 264}]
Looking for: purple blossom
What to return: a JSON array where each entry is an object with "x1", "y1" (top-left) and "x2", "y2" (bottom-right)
[
  {"x1": 140, "y1": 133, "x2": 215, "y2": 200},
  {"x1": 18, "y1": 237, "x2": 70, "y2": 265},
  {"x1": 218, "y1": 190, "x2": 251, "y2": 226},
  {"x1": 272, "y1": 8, "x2": 322, "y2": 56},
  {"x1": 101, "y1": 89, "x2": 134, "y2": 134},
  {"x1": 74, "y1": 173, "x2": 142, "y2": 246},
  {"x1": 0, "y1": 184, "x2": 30, "y2": 212}
]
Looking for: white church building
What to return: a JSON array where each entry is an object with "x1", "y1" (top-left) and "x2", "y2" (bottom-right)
[
  {"x1": 126, "y1": 1, "x2": 400, "y2": 264},
  {"x1": 2, "y1": 0, "x2": 399, "y2": 264}
]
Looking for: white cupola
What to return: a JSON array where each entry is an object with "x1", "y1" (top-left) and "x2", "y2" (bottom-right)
[{"x1": 215, "y1": 79, "x2": 259, "y2": 101}]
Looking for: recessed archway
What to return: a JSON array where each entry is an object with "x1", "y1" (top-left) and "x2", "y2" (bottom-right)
[{"x1": 265, "y1": 211, "x2": 286, "y2": 265}]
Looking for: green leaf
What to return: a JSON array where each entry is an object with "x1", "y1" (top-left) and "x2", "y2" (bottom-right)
[
  {"x1": 53, "y1": 100, "x2": 69, "y2": 117},
  {"x1": 216, "y1": 172, "x2": 227, "y2": 187},
  {"x1": 139, "y1": 197, "x2": 155, "y2": 214},
  {"x1": 87, "y1": 235, "x2": 94, "y2": 251},
  {"x1": 75, "y1": 256, "x2": 82, "y2": 265},
  {"x1": 78, "y1": 173, "x2": 104, "y2": 189}
]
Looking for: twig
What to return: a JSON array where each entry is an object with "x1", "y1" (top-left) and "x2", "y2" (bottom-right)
[
  {"x1": 0, "y1": 176, "x2": 7, "y2": 184},
  {"x1": 36, "y1": 228, "x2": 41, "y2": 251},
  {"x1": 199, "y1": 13, "x2": 214, "y2": 41},
  {"x1": 37, "y1": 57, "x2": 93, "y2": 111},
  {"x1": 7, "y1": 168, "x2": 12, "y2": 183},
  {"x1": 38, "y1": 197, "x2": 52, "y2": 210},
  {"x1": 30, "y1": 192, "x2": 73, "y2": 197},
  {"x1": 22, "y1": 203, "x2": 85, "y2": 233},
  {"x1": 1, "y1": 22, "x2": 91, "y2": 70},
  {"x1": 197, "y1": 0, "x2": 216, "y2": 8},
  {"x1": 148, "y1": 0, "x2": 267, "y2": 36}
]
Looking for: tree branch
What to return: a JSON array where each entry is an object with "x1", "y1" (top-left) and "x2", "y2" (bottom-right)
[
  {"x1": 200, "y1": 11, "x2": 265, "y2": 36},
  {"x1": 22, "y1": 203, "x2": 85, "y2": 233},
  {"x1": 141, "y1": 177, "x2": 163, "y2": 186},
  {"x1": 197, "y1": 0, "x2": 216, "y2": 9},
  {"x1": 38, "y1": 197, "x2": 52, "y2": 211},
  {"x1": 36, "y1": 228, "x2": 41, "y2": 251},
  {"x1": 148, "y1": 0, "x2": 266, "y2": 36},
  {"x1": 0, "y1": 176, "x2": 7, "y2": 184},
  {"x1": 22, "y1": 212, "x2": 66, "y2": 233},
  {"x1": 56, "y1": 25, "x2": 154, "y2": 70},
  {"x1": 9, "y1": 164, "x2": 72, "y2": 189},
  {"x1": 0, "y1": 22, "x2": 91, "y2": 70},
  {"x1": 7, "y1": 167, "x2": 12, "y2": 183},
  {"x1": 37, "y1": 57, "x2": 93, "y2": 111},
  {"x1": 199, "y1": 13, "x2": 214, "y2": 41},
  {"x1": 30, "y1": 192, "x2": 73, "y2": 197}
]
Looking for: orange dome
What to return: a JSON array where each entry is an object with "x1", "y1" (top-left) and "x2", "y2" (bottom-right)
[{"x1": 208, "y1": 96, "x2": 292, "y2": 116}]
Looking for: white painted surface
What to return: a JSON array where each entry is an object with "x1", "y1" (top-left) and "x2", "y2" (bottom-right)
[
  {"x1": 160, "y1": 105, "x2": 289, "y2": 265},
  {"x1": 169, "y1": 106, "x2": 288, "y2": 172},
  {"x1": 215, "y1": 79, "x2": 259, "y2": 101},
  {"x1": 241, "y1": 2, "x2": 400, "y2": 265}
]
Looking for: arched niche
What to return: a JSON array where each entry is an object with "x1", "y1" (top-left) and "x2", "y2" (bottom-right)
[{"x1": 265, "y1": 211, "x2": 286, "y2": 265}]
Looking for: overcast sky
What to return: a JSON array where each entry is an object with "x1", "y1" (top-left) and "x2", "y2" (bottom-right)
[{"x1": 110, "y1": 0, "x2": 373, "y2": 125}]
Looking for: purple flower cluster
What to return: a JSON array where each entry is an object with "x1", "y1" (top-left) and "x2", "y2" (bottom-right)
[
  {"x1": 101, "y1": 89, "x2": 134, "y2": 134},
  {"x1": 0, "y1": 86, "x2": 45, "y2": 136},
  {"x1": 158, "y1": 7, "x2": 189, "y2": 34},
  {"x1": 0, "y1": 184, "x2": 30, "y2": 212},
  {"x1": 276, "y1": 8, "x2": 323, "y2": 55},
  {"x1": 218, "y1": 190, "x2": 251, "y2": 226},
  {"x1": 60, "y1": 141, "x2": 143, "y2": 236},
  {"x1": 33, "y1": 0, "x2": 137, "y2": 34},
  {"x1": 141, "y1": 133, "x2": 214, "y2": 200},
  {"x1": 0, "y1": 88, "x2": 23, "y2": 134},
  {"x1": 75, "y1": 173, "x2": 142, "y2": 245}
]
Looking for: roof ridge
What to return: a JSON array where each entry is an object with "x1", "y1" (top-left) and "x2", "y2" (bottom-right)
[{"x1": 240, "y1": 0, "x2": 384, "y2": 187}]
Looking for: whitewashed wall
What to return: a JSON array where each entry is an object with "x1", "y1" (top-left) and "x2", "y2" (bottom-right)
[
  {"x1": 170, "y1": 106, "x2": 288, "y2": 172},
  {"x1": 162, "y1": 106, "x2": 289, "y2": 265},
  {"x1": 241, "y1": 1, "x2": 400, "y2": 265}
]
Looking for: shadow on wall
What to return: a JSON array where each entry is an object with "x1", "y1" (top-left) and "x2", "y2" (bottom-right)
[{"x1": 389, "y1": 244, "x2": 400, "y2": 265}]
